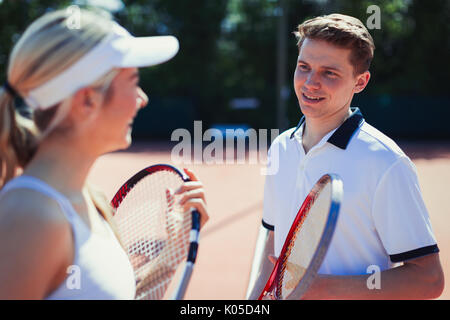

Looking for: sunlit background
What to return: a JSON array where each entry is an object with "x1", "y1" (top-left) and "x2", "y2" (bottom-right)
[{"x1": 1, "y1": 0, "x2": 449, "y2": 140}]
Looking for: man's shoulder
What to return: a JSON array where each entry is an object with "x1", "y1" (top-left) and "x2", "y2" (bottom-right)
[
  {"x1": 351, "y1": 121, "x2": 408, "y2": 165},
  {"x1": 359, "y1": 121, "x2": 405, "y2": 155}
]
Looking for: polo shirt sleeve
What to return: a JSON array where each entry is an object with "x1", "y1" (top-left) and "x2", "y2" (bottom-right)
[
  {"x1": 261, "y1": 145, "x2": 276, "y2": 231},
  {"x1": 371, "y1": 156, "x2": 439, "y2": 263}
]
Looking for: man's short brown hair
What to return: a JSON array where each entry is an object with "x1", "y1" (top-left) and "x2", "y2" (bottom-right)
[{"x1": 294, "y1": 14, "x2": 375, "y2": 75}]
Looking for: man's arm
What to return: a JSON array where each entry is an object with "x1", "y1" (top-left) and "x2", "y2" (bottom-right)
[
  {"x1": 245, "y1": 226, "x2": 275, "y2": 300},
  {"x1": 291, "y1": 253, "x2": 444, "y2": 300}
]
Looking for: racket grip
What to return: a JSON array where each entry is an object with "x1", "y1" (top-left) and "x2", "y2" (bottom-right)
[
  {"x1": 191, "y1": 210, "x2": 201, "y2": 231},
  {"x1": 172, "y1": 262, "x2": 194, "y2": 300},
  {"x1": 188, "y1": 210, "x2": 201, "y2": 263},
  {"x1": 172, "y1": 209, "x2": 201, "y2": 300}
]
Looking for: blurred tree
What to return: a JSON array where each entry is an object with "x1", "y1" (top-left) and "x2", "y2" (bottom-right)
[
  {"x1": 0, "y1": 0, "x2": 449, "y2": 138},
  {"x1": 394, "y1": 0, "x2": 450, "y2": 95},
  {"x1": 331, "y1": 0, "x2": 450, "y2": 95},
  {"x1": 0, "y1": 0, "x2": 71, "y2": 80},
  {"x1": 115, "y1": 0, "x2": 228, "y2": 128},
  {"x1": 216, "y1": 0, "x2": 321, "y2": 129}
]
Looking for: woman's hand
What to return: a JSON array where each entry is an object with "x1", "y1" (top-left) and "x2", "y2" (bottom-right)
[{"x1": 175, "y1": 168, "x2": 209, "y2": 230}]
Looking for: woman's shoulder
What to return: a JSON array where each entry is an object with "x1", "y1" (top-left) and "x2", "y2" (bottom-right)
[
  {"x1": 1, "y1": 186, "x2": 68, "y2": 223},
  {"x1": 0, "y1": 188, "x2": 73, "y2": 299},
  {"x1": 0, "y1": 187, "x2": 72, "y2": 247}
]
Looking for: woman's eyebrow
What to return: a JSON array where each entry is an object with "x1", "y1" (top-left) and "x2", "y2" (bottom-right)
[{"x1": 130, "y1": 71, "x2": 140, "y2": 80}]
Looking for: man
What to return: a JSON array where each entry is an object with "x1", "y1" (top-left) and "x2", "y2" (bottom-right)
[{"x1": 246, "y1": 14, "x2": 444, "y2": 299}]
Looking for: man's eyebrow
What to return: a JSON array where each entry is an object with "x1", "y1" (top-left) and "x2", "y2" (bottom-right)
[
  {"x1": 322, "y1": 65, "x2": 343, "y2": 72},
  {"x1": 297, "y1": 59, "x2": 343, "y2": 72}
]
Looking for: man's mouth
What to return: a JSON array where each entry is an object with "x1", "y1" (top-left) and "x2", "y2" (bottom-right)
[{"x1": 302, "y1": 92, "x2": 325, "y2": 103}]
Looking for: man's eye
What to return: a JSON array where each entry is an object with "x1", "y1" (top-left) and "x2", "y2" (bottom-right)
[
  {"x1": 298, "y1": 64, "x2": 309, "y2": 71},
  {"x1": 325, "y1": 71, "x2": 338, "y2": 77}
]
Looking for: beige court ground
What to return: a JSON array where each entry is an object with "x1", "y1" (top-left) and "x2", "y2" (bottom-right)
[{"x1": 88, "y1": 141, "x2": 450, "y2": 300}]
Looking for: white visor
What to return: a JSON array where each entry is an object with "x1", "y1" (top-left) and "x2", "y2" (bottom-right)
[{"x1": 25, "y1": 21, "x2": 179, "y2": 110}]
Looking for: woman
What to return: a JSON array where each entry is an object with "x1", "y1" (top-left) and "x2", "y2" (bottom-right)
[{"x1": 0, "y1": 8, "x2": 209, "y2": 299}]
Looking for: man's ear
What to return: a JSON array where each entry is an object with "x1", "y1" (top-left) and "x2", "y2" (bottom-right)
[{"x1": 354, "y1": 71, "x2": 371, "y2": 94}]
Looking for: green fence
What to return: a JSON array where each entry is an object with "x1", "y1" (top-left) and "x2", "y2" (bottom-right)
[
  {"x1": 132, "y1": 97, "x2": 196, "y2": 140},
  {"x1": 353, "y1": 95, "x2": 450, "y2": 140},
  {"x1": 133, "y1": 94, "x2": 450, "y2": 141}
]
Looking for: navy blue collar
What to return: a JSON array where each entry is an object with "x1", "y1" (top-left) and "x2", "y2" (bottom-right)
[{"x1": 289, "y1": 107, "x2": 364, "y2": 150}]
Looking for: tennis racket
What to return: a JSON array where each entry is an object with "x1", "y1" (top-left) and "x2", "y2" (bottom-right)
[
  {"x1": 111, "y1": 164, "x2": 201, "y2": 300},
  {"x1": 258, "y1": 173, "x2": 343, "y2": 300}
]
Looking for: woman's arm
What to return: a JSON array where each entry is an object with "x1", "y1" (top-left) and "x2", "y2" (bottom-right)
[{"x1": 0, "y1": 190, "x2": 73, "y2": 299}]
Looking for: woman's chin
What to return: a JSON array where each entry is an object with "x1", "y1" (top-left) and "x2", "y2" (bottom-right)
[
  {"x1": 112, "y1": 135, "x2": 133, "y2": 152},
  {"x1": 123, "y1": 134, "x2": 132, "y2": 149}
]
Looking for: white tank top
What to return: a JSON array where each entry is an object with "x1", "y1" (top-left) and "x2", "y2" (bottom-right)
[{"x1": 0, "y1": 176, "x2": 136, "y2": 300}]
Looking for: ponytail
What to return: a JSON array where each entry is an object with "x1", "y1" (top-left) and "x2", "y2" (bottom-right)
[{"x1": 0, "y1": 87, "x2": 38, "y2": 188}]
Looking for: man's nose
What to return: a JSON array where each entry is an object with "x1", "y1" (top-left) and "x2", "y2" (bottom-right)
[{"x1": 304, "y1": 71, "x2": 321, "y2": 90}]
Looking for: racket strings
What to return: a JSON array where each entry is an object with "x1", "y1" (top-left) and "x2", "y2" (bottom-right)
[
  {"x1": 277, "y1": 194, "x2": 315, "y2": 297},
  {"x1": 114, "y1": 169, "x2": 191, "y2": 300},
  {"x1": 277, "y1": 180, "x2": 332, "y2": 299}
]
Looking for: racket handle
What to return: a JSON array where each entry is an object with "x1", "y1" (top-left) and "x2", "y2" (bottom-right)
[
  {"x1": 172, "y1": 210, "x2": 201, "y2": 300},
  {"x1": 188, "y1": 210, "x2": 201, "y2": 263},
  {"x1": 172, "y1": 262, "x2": 194, "y2": 300},
  {"x1": 191, "y1": 210, "x2": 201, "y2": 232}
]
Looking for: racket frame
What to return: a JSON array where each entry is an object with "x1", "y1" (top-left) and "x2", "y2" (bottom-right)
[
  {"x1": 258, "y1": 173, "x2": 343, "y2": 300},
  {"x1": 111, "y1": 164, "x2": 201, "y2": 300}
]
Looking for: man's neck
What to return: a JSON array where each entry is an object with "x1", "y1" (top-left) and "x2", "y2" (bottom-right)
[{"x1": 302, "y1": 108, "x2": 352, "y2": 154}]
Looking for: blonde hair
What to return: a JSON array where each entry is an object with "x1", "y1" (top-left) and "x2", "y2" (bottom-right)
[{"x1": 0, "y1": 8, "x2": 119, "y2": 235}]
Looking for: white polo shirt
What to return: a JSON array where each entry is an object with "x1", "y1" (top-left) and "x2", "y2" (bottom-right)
[{"x1": 262, "y1": 108, "x2": 439, "y2": 275}]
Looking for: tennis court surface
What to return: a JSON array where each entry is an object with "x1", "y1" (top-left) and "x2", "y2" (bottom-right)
[{"x1": 88, "y1": 141, "x2": 450, "y2": 300}]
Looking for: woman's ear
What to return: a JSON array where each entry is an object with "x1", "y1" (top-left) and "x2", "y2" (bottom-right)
[
  {"x1": 70, "y1": 87, "x2": 103, "y2": 119},
  {"x1": 354, "y1": 71, "x2": 371, "y2": 94}
]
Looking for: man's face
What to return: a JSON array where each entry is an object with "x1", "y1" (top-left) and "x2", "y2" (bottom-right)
[{"x1": 293, "y1": 38, "x2": 370, "y2": 121}]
